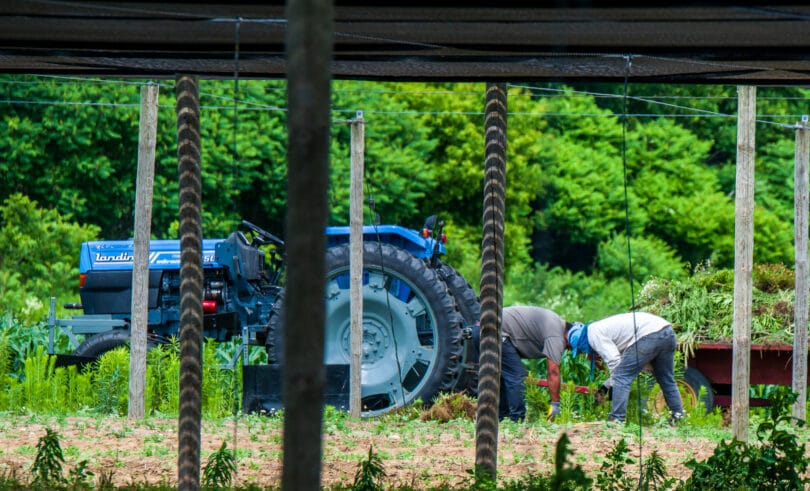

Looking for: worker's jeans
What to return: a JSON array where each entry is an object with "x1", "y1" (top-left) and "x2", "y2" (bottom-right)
[
  {"x1": 500, "y1": 337, "x2": 528, "y2": 421},
  {"x1": 609, "y1": 326, "x2": 684, "y2": 422},
  {"x1": 471, "y1": 325, "x2": 527, "y2": 421}
]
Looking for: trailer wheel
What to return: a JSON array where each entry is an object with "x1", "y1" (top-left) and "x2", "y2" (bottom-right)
[
  {"x1": 649, "y1": 367, "x2": 715, "y2": 416},
  {"x1": 436, "y1": 261, "x2": 480, "y2": 394},
  {"x1": 683, "y1": 367, "x2": 715, "y2": 412},
  {"x1": 74, "y1": 329, "x2": 159, "y2": 358},
  {"x1": 265, "y1": 242, "x2": 464, "y2": 416}
]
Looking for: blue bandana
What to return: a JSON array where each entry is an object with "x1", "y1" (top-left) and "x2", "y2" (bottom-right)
[{"x1": 567, "y1": 322, "x2": 590, "y2": 357}]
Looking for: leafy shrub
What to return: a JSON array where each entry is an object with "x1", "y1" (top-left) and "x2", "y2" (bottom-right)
[
  {"x1": 547, "y1": 433, "x2": 592, "y2": 490},
  {"x1": 202, "y1": 339, "x2": 242, "y2": 418},
  {"x1": 504, "y1": 263, "x2": 632, "y2": 324},
  {"x1": 0, "y1": 315, "x2": 73, "y2": 376},
  {"x1": 68, "y1": 459, "x2": 95, "y2": 489},
  {"x1": 146, "y1": 340, "x2": 180, "y2": 415},
  {"x1": 682, "y1": 386, "x2": 810, "y2": 490},
  {"x1": 92, "y1": 347, "x2": 130, "y2": 415}
]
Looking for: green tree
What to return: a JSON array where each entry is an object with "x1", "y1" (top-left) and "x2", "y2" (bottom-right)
[
  {"x1": 625, "y1": 118, "x2": 735, "y2": 267},
  {"x1": 0, "y1": 193, "x2": 99, "y2": 322},
  {"x1": 327, "y1": 80, "x2": 439, "y2": 229},
  {"x1": 0, "y1": 76, "x2": 141, "y2": 238},
  {"x1": 597, "y1": 233, "x2": 687, "y2": 284}
]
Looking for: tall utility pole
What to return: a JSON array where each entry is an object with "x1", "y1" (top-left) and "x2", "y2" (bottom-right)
[
  {"x1": 793, "y1": 117, "x2": 809, "y2": 423},
  {"x1": 475, "y1": 83, "x2": 507, "y2": 479},
  {"x1": 732, "y1": 85, "x2": 755, "y2": 442},
  {"x1": 349, "y1": 111, "x2": 365, "y2": 419},
  {"x1": 129, "y1": 82, "x2": 159, "y2": 419},
  {"x1": 282, "y1": 0, "x2": 334, "y2": 489}
]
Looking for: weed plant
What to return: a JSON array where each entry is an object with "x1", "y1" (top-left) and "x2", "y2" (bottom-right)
[
  {"x1": 351, "y1": 445, "x2": 387, "y2": 491},
  {"x1": 30, "y1": 427, "x2": 65, "y2": 486},
  {"x1": 0, "y1": 340, "x2": 241, "y2": 418},
  {"x1": 202, "y1": 441, "x2": 238, "y2": 488}
]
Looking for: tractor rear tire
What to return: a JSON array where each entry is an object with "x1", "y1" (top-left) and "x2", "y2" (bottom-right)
[
  {"x1": 436, "y1": 261, "x2": 480, "y2": 395},
  {"x1": 265, "y1": 242, "x2": 465, "y2": 416}
]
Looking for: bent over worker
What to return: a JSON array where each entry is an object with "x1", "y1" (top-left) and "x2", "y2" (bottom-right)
[
  {"x1": 473, "y1": 306, "x2": 568, "y2": 421},
  {"x1": 567, "y1": 311, "x2": 684, "y2": 423}
]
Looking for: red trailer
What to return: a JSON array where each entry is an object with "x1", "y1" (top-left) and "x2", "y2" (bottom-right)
[{"x1": 681, "y1": 342, "x2": 808, "y2": 411}]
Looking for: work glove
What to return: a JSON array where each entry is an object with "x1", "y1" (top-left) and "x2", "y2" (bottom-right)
[
  {"x1": 547, "y1": 401, "x2": 560, "y2": 422},
  {"x1": 595, "y1": 384, "x2": 611, "y2": 405}
]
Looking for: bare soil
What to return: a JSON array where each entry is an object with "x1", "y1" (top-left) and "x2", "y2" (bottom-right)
[{"x1": 0, "y1": 415, "x2": 721, "y2": 489}]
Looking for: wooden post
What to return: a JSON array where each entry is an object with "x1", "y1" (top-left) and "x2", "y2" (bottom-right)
[
  {"x1": 475, "y1": 83, "x2": 506, "y2": 478},
  {"x1": 282, "y1": 0, "x2": 334, "y2": 489},
  {"x1": 732, "y1": 85, "x2": 756, "y2": 442},
  {"x1": 129, "y1": 82, "x2": 159, "y2": 419},
  {"x1": 793, "y1": 117, "x2": 809, "y2": 423},
  {"x1": 349, "y1": 111, "x2": 364, "y2": 419}
]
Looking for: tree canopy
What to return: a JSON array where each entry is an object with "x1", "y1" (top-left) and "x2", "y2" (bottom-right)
[{"x1": 1, "y1": 76, "x2": 807, "y2": 322}]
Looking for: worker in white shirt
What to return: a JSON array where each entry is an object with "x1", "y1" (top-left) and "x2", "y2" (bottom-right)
[{"x1": 566, "y1": 311, "x2": 684, "y2": 424}]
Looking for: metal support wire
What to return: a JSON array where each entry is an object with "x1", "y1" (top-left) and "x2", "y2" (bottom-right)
[
  {"x1": 230, "y1": 17, "x2": 242, "y2": 480},
  {"x1": 619, "y1": 54, "x2": 646, "y2": 480}
]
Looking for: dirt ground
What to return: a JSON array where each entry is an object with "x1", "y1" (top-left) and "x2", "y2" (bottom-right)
[{"x1": 0, "y1": 415, "x2": 721, "y2": 489}]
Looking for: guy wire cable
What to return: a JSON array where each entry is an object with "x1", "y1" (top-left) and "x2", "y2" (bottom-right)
[
  {"x1": 365, "y1": 174, "x2": 408, "y2": 411},
  {"x1": 230, "y1": 16, "x2": 242, "y2": 476},
  {"x1": 619, "y1": 54, "x2": 645, "y2": 479}
]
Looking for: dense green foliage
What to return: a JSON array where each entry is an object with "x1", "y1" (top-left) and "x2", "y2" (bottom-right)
[{"x1": 1, "y1": 76, "x2": 809, "y2": 325}]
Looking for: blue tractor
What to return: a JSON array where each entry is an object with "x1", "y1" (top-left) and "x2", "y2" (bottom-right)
[{"x1": 50, "y1": 218, "x2": 479, "y2": 416}]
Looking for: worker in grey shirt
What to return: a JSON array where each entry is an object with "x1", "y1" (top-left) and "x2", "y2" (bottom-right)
[
  {"x1": 472, "y1": 306, "x2": 567, "y2": 421},
  {"x1": 567, "y1": 311, "x2": 684, "y2": 423}
]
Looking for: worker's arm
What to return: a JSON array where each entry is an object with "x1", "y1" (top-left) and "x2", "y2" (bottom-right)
[{"x1": 547, "y1": 358, "x2": 561, "y2": 403}]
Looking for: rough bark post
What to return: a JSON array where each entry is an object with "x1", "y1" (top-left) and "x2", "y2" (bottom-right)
[
  {"x1": 793, "y1": 118, "x2": 809, "y2": 423},
  {"x1": 732, "y1": 85, "x2": 756, "y2": 442},
  {"x1": 129, "y1": 82, "x2": 159, "y2": 419},
  {"x1": 176, "y1": 75, "x2": 203, "y2": 491},
  {"x1": 350, "y1": 111, "x2": 364, "y2": 419},
  {"x1": 282, "y1": 0, "x2": 334, "y2": 489},
  {"x1": 475, "y1": 82, "x2": 506, "y2": 478}
]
